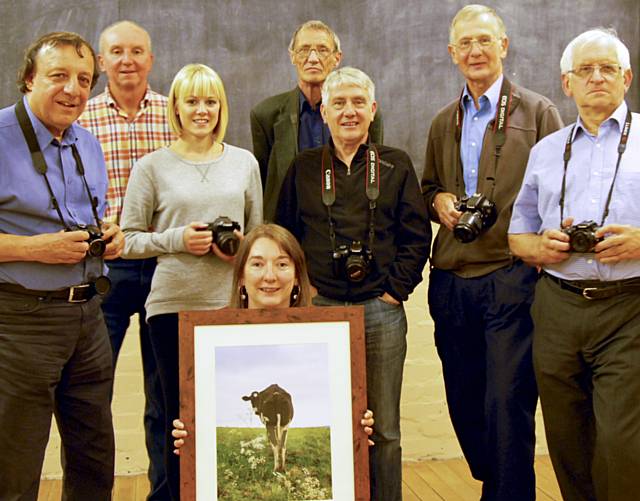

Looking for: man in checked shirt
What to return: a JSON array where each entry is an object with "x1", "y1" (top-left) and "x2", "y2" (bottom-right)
[{"x1": 78, "y1": 20, "x2": 173, "y2": 500}]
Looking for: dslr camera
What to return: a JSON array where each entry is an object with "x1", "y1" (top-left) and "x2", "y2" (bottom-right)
[
  {"x1": 203, "y1": 216, "x2": 241, "y2": 256},
  {"x1": 332, "y1": 241, "x2": 373, "y2": 283},
  {"x1": 562, "y1": 220, "x2": 603, "y2": 253},
  {"x1": 453, "y1": 193, "x2": 497, "y2": 243},
  {"x1": 67, "y1": 223, "x2": 106, "y2": 257}
]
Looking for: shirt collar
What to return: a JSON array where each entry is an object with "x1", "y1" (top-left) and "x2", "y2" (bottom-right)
[
  {"x1": 105, "y1": 84, "x2": 152, "y2": 111},
  {"x1": 327, "y1": 136, "x2": 371, "y2": 159},
  {"x1": 574, "y1": 101, "x2": 629, "y2": 140},
  {"x1": 462, "y1": 74, "x2": 504, "y2": 112},
  {"x1": 298, "y1": 88, "x2": 321, "y2": 114},
  {"x1": 21, "y1": 95, "x2": 78, "y2": 146}
]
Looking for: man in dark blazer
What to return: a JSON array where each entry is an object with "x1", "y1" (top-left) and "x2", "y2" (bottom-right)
[{"x1": 251, "y1": 20, "x2": 383, "y2": 220}]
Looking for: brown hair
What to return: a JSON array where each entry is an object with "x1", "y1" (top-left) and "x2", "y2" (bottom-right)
[
  {"x1": 17, "y1": 31, "x2": 99, "y2": 93},
  {"x1": 229, "y1": 224, "x2": 312, "y2": 308}
]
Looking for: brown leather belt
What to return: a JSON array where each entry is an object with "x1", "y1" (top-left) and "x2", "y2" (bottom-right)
[
  {"x1": 542, "y1": 272, "x2": 640, "y2": 300},
  {"x1": 0, "y1": 282, "x2": 97, "y2": 303}
]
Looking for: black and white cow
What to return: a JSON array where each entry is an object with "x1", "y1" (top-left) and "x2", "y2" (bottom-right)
[{"x1": 242, "y1": 384, "x2": 294, "y2": 473}]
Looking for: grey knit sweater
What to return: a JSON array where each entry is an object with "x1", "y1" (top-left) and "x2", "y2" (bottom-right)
[{"x1": 120, "y1": 145, "x2": 263, "y2": 319}]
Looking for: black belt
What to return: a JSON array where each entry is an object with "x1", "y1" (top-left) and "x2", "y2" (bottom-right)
[
  {"x1": 542, "y1": 272, "x2": 640, "y2": 300},
  {"x1": 0, "y1": 282, "x2": 98, "y2": 303}
]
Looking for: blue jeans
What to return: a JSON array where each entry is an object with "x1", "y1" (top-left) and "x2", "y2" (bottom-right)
[
  {"x1": 101, "y1": 257, "x2": 166, "y2": 499},
  {"x1": 428, "y1": 262, "x2": 538, "y2": 501},
  {"x1": 313, "y1": 294, "x2": 407, "y2": 501}
]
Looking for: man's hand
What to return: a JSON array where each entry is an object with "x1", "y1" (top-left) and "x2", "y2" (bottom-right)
[
  {"x1": 28, "y1": 231, "x2": 90, "y2": 264},
  {"x1": 595, "y1": 224, "x2": 640, "y2": 263},
  {"x1": 509, "y1": 218, "x2": 573, "y2": 266},
  {"x1": 183, "y1": 222, "x2": 213, "y2": 256},
  {"x1": 378, "y1": 292, "x2": 400, "y2": 305},
  {"x1": 433, "y1": 192, "x2": 462, "y2": 231},
  {"x1": 101, "y1": 222, "x2": 124, "y2": 260}
]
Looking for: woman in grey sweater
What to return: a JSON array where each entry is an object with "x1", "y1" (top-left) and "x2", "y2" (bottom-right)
[{"x1": 120, "y1": 63, "x2": 262, "y2": 500}]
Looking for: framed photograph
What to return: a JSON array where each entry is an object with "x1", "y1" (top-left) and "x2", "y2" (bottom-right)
[{"x1": 179, "y1": 306, "x2": 369, "y2": 501}]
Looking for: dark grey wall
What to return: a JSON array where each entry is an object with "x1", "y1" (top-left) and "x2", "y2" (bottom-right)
[{"x1": 1, "y1": 0, "x2": 638, "y2": 175}]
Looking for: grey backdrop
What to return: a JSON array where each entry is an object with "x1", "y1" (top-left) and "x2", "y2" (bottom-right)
[{"x1": 1, "y1": 0, "x2": 638, "y2": 174}]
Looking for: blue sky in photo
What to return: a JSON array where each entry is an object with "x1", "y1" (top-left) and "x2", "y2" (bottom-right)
[{"x1": 213, "y1": 342, "x2": 332, "y2": 427}]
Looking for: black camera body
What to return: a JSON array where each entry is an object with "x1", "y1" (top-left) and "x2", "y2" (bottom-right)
[
  {"x1": 562, "y1": 220, "x2": 603, "y2": 253},
  {"x1": 332, "y1": 241, "x2": 373, "y2": 283},
  {"x1": 204, "y1": 216, "x2": 241, "y2": 256},
  {"x1": 67, "y1": 223, "x2": 106, "y2": 257},
  {"x1": 453, "y1": 193, "x2": 498, "y2": 243}
]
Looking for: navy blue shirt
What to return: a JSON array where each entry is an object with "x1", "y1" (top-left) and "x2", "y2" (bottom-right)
[
  {"x1": 298, "y1": 90, "x2": 330, "y2": 151},
  {"x1": 0, "y1": 97, "x2": 108, "y2": 289}
]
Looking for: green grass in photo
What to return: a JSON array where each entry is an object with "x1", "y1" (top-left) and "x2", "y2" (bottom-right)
[{"x1": 216, "y1": 426, "x2": 332, "y2": 500}]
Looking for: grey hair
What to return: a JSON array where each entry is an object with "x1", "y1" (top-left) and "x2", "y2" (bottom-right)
[
  {"x1": 288, "y1": 20, "x2": 341, "y2": 53},
  {"x1": 321, "y1": 67, "x2": 375, "y2": 106},
  {"x1": 449, "y1": 4, "x2": 506, "y2": 45},
  {"x1": 560, "y1": 28, "x2": 630, "y2": 74}
]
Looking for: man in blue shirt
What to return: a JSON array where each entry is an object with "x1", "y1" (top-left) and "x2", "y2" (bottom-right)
[
  {"x1": 509, "y1": 28, "x2": 640, "y2": 501},
  {"x1": 421, "y1": 5, "x2": 563, "y2": 500},
  {"x1": 0, "y1": 32, "x2": 124, "y2": 500}
]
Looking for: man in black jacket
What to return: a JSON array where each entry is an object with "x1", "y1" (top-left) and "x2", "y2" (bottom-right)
[{"x1": 276, "y1": 67, "x2": 430, "y2": 501}]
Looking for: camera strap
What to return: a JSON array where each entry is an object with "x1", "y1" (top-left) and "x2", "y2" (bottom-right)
[
  {"x1": 559, "y1": 109, "x2": 632, "y2": 227},
  {"x1": 14, "y1": 99, "x2": 102, "y2": 230},
  {"x1": 455, "y1": 77, "x2": 512, "y2": 199},
  {"x1": 321, "y1": 143, "x2": 379, "y2": 254}
]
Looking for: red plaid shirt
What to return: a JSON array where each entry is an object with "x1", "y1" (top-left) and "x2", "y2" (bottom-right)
[{"x1": 78, "y1": 86, "x2": 174, "y2": 224}]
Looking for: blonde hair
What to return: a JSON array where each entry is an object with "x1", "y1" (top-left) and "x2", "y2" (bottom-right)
[
  {"x1": 167, "y1": 63, "x2": 229, "y2": 142},
  {"x1": 229, "y1": 224, "x2": 312, "y2": 309},
  {"x1": 449, "y1": 4, "x2": 506, "y2": 44}
]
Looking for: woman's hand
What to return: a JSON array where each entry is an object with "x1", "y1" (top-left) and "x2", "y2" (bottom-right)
[
  {"x1": 183, "y1": 222, "x2": 213, "y2": 256},
  {"x1": 172, "y1": 418, "x2": 188, "y2": 455},
  {"x1": 362, "y1": 409, "x2": 375, "y2": 446}
]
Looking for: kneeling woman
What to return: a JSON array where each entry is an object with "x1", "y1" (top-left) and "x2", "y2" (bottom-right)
[
  {"x1": 172, "y1": 224, "x2": 374, "y2": 457},
  {"x1": 120, "y1": 64, "x2": 262, "y2": 500}
]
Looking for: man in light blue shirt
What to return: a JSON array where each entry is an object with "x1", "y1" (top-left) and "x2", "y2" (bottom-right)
[{"x1": 509, "y1": 28, "x2": 640, "y2": 501}]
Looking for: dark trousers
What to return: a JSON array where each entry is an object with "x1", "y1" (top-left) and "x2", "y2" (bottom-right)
[
  {"x1": 532, "y1": 275, "x2": 640, "y2": 501},
  {"x1": 102, "y1": 257, "x2": 166, "y2": 500},
  {"x1": 313, "y1": 295, "x2": 407, "y2": 501},
  {"x1": 147, "y1": 313, "x2": 181, "y2": 501},
  {"x1": 428, "y1": 262, "x2": 538, "y2": 501},
  {"x1": 0, "y1": 291, "x2": 114, "y2": 501}
]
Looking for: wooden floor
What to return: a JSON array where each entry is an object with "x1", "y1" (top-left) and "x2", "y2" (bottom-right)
[{"x1": 38, "y1": 456, "x2": 561, "y2": 500}]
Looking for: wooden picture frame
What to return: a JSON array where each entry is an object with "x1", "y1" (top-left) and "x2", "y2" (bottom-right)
[{"x1": 179, "y1": 306, "x2": 369, "y2": 501}]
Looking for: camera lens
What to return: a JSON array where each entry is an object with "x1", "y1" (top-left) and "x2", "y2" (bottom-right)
[
  {"x1": 87, "y1": 238, "x2": 106, "y2": 257},
  {"x1": 570, "y1": 231, "x2": 596, "y2": 253},
  {"x1": 453, "y1": 212, "x2": 484, "y2": 243},
  {"x1": 345, "y1": 255, "x2": 367, "y2": 282},
  {"x1": 216, "y1": 233, "x2": 239, "y2": 256}
]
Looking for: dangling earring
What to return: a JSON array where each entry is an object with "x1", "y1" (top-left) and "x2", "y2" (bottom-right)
[
  {"x1": 240, "y1": 285, "x2": 248, "y2": 308},
  {"x1": 290, "y1": 284, "x2": 300, "y2": 306}
]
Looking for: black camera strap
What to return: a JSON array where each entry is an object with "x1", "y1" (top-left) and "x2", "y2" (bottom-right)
[
  {"x1": 15, "y1": 99, "x2": 102, "y2": 231},
  {"x1": 559, "y1": 109, "x2": 632, "y2": 227},
  {"x1": 455, "y1": 77, "x2": 512, "y2": 200},
  {"x1": 321, "y1": 143, "x2": 379, "y2": 254}
]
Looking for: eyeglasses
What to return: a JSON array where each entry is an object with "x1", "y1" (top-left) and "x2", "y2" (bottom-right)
[
  {"x1": 453, "y1": 36, "x2": 498, "y2": 52},
  {"x1": 293, "y1": 46, "x2": 334, "y2": 59},
  {"x1": 567, "y1": 64, "x2": 622, "y2": 80}
]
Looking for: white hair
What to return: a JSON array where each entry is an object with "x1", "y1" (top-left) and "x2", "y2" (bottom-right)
[
  {"x1": 560, "y1": 28, "x2": 630, "y2": 74},
  {"x1": 321, "y1": 67, "x2": 375, "y2": 106}
]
